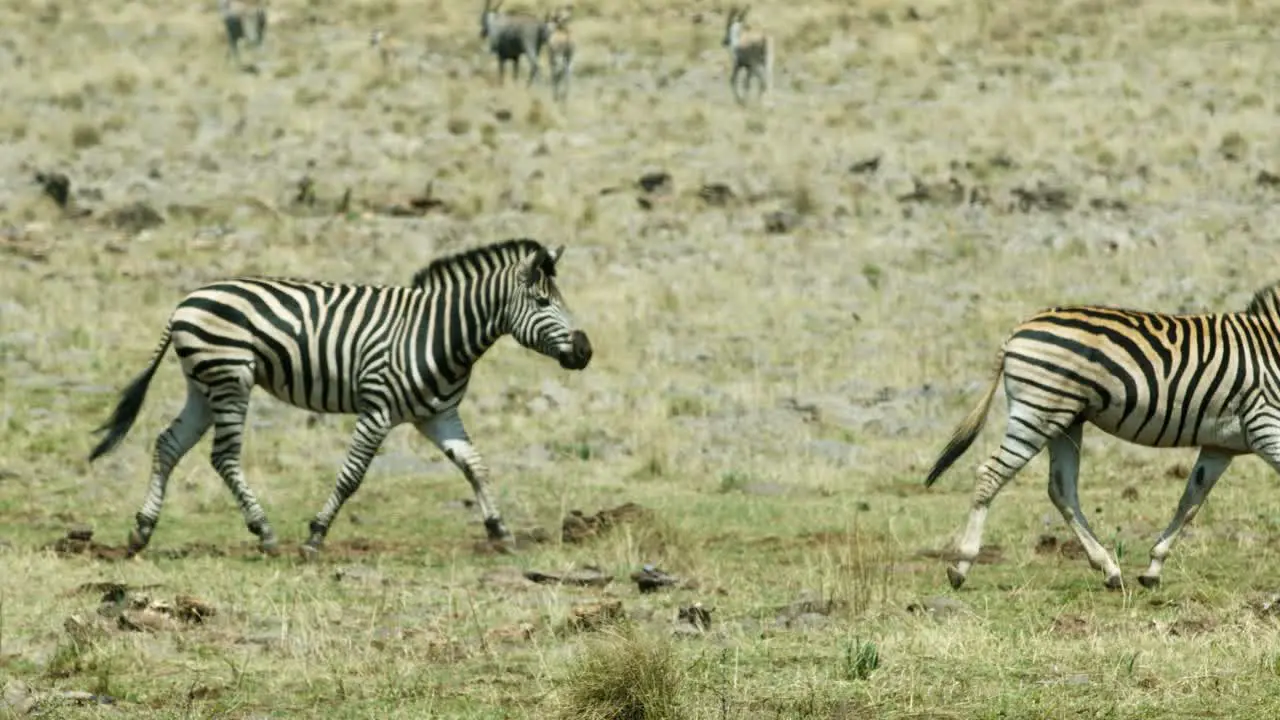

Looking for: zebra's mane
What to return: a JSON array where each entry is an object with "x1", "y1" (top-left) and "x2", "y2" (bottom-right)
[
  {"x1": 1245, "y1": 281, "x2": 1280, "y2": 316},
  {"x1": 410, "y1": 238, "x2": 555, "y2": 290}
]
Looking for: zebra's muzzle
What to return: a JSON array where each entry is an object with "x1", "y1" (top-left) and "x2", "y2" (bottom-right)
[{"x1": 559, "y1": 330, "x2": 593, "y2": 370}]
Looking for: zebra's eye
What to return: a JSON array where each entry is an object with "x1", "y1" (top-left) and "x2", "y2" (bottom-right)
[{"x1": 535, "y1": 295, "x2": 552, "y2": 308}]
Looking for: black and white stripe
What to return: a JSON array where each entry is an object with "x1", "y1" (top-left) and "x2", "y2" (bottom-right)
[
  {"x1": 88, "y1": 239, "x2": 593, "y2": 558},
  {"x1": 925, "y1": 281, "x2": 1280, "y2": 590}
]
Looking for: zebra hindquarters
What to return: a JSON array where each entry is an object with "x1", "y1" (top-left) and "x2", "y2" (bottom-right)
[{"x1": 943, "y1": 372, "x2": 1093, "y2": 590}]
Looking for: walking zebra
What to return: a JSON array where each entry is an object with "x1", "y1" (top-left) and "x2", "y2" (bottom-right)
[
  {"x1": 925, "y1": 281, "x2": 1280, "y2": 590},
  {"x1": 88, "y1": 239, "x2": 593, "y2": 558}
]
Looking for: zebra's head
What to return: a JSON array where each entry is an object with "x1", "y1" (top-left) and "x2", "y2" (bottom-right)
[
  {"x1": 508, "y1": 245, "x2": 593, "y2": 371},
  {"x1": 481, "y1": 0, "x2": 502, "y2": 39},
  {"x1": 723, "y1": 6, "x2": 747, "y2": 49}
]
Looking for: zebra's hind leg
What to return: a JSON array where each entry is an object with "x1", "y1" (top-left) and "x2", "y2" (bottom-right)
[
  {"x1": 1138, "y1": 448, "x2": 1235, "y2": 588},
  {"x1": 415, "y1": 409, "x2": 512, "y2": 547},
  {"x1": 947, "y1": 400, "x2": 1069, "y2": 589},
  {"x1": 207, "y1": 374, "x2": 278, "y2": 554},
  {"x1": 301, "y1": 412, "x2": 392, "y2": 559},
  {"x1": 1045, "y1": 422, "x2": 1124, "y2": 589},
  {"x1": 128, "y1": 380, "x2": 214, "y2": 557}
]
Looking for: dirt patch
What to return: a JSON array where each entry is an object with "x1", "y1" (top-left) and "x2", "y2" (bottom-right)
[
  {"x1": 43, "y1": 528, "x2": 426, "y2": 564},
  {"x1": 470, "y1": 527, "x2": 553, "y2": 556},
  {"x1": 42, "y1": 528, "x2": 129, "y2": 561},
  {"x1": 562, "y1": 502, "x2": 652, "y2": 544},
  {"x1": 1153, "y1": 616, "x2": 1219, "y2": 637},
  {"x1": 1034, "y1": 534, "x2": 1088, "y2": 560},
  {"x1": 563, "y1": 599, "x2": 626, "y2": 632},
  {"x1": 1049, "y1": 613, "x2": 1092, "y2": 637},
  {"x1": 915, "y1": 544, "x2": 1004, "y2": 565}
]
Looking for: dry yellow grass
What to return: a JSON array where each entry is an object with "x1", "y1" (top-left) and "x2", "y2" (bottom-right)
[{"x1": 5, "y1": 0, "x2": 1280, "y2": 717}]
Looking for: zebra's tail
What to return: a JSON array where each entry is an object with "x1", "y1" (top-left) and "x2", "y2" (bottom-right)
[
  {"x1": 924, "y1": 349, "x2": 1005, "y2": 488},
  {"x1": 88, "y1": 325, "x2": 173, "y2": 462}
]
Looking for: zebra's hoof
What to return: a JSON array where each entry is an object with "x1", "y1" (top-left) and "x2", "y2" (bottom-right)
[
  {"x1": 125, "y1": 529, "x2": 149, "y2": 558},
  {"x1": 297, "y1": 543, "x2": 321, "y2": 563},
  {"x1": 1104, "y1": 574, "x2": 1124, "y2": 591},
  {"x1": 946, "y1": 566, "x2": 966, "y2": 590},
  {"x1": 259, "y1": 539, "x2": 280, "y2": 558},
  {"x1": 1137, "y1": 574, "x2": 1160, "y2": 589}
]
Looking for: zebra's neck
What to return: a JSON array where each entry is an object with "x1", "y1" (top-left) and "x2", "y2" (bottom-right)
[{"x1": 407, "y1": 267, "x2": 517, "y2": 384}]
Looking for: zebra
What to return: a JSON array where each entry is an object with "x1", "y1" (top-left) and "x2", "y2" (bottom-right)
[
  {"x1": 220, "y1": 0, "x2": 267, "y2": 64},
  {"x1": 925, "y1": 280, "x2": 1280, "y2": 591},
  {"x1": 545, "y1": 6, "x2": 574, "y2": 103},
  {"x1": 722, "y1": 6, "x2": 773, "y2": 105},
  {"x1": 87, "y1": 239, "x2": 594, "y2": 559},
  {"x1": 480, "y1": 0, "x2": 552, "y2": 86}
]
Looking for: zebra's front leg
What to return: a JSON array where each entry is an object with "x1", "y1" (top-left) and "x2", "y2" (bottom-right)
[
  {"x1": 731, "y1": 65, "x2": 745, "y2": 104},
  {"x1": 1137, "y1": 447, "x2": 1233, "y2": 588},
  {"x1": 415, "y1": 408, "x2": 511, "y2": 545},
  {"x1": 1045, "y1": 423, "x2": 1124, "y2": 589},
  {"x1": 301, "y1": 412, "x2": 392, "y2": 559}
]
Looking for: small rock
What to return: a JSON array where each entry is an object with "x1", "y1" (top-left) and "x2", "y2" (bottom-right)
[
  {"x1": 637, "y1": 171, "x2": 673, "y2": 195},
  {"x1": 763, "y1": 210, "x2": 800, "y2": 234},
  {"x1": 849, "y1": 155, "x2": 881, "y2": 175},
  {"x1": 631, "y1": 565, "x2": 680, "y2": 593},
  {"x1": 524, "y1": 566, "x2": 613, "y2": 588}
]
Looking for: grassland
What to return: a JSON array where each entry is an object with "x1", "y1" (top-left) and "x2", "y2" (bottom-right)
[{"x1": 4, "y1": 0, "x2": 1280, "y2": 717}]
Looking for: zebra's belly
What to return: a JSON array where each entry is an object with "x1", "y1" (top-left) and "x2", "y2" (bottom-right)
[
  {"x1": 1088, "y1": 410, "x2": 1249, "y2": 452},
  {"x1": 254, "y1": 368, "x2": 357, "y2": 415}
]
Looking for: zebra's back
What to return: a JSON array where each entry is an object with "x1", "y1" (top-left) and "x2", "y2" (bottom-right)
[
  {"x1": 170, "y1": 278, "x2": 417, "y2": 414},
  {"x1": 1003, "y1": 304, "x2": 1262, "y2": 450}
]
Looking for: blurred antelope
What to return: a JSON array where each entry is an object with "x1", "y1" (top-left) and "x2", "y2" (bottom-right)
[
  {"x1": 722, "y1": 6, "x2": 773, "y2": 104},
  {"x1": 220, "y1": 0, "x2": 267, "y2": 64},
  {"x1": 480, "y1": 0, "x2": 551, "y2": 86},
  {"x1": 370, "y1": 28, "x2": 400, "y2": 68},
  {"x1": 544, "y1": 6, "x2": 574, "y2": 102}
]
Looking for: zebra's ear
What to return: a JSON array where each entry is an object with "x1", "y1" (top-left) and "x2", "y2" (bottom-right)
[
  {"x1": 547, "y1": 245, "x2": 564, "y2": 265},
  {"x1": 517, "y1": 249, "x2": 544, "y2": 286}
]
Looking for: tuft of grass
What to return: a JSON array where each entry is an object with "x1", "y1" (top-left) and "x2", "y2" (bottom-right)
[
  {"x1": 557, "y1": 628, "x2": 687, "y2": 720},
  {"x1": 70, "y1": 122, "x2": 101, "y2": 149}
]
